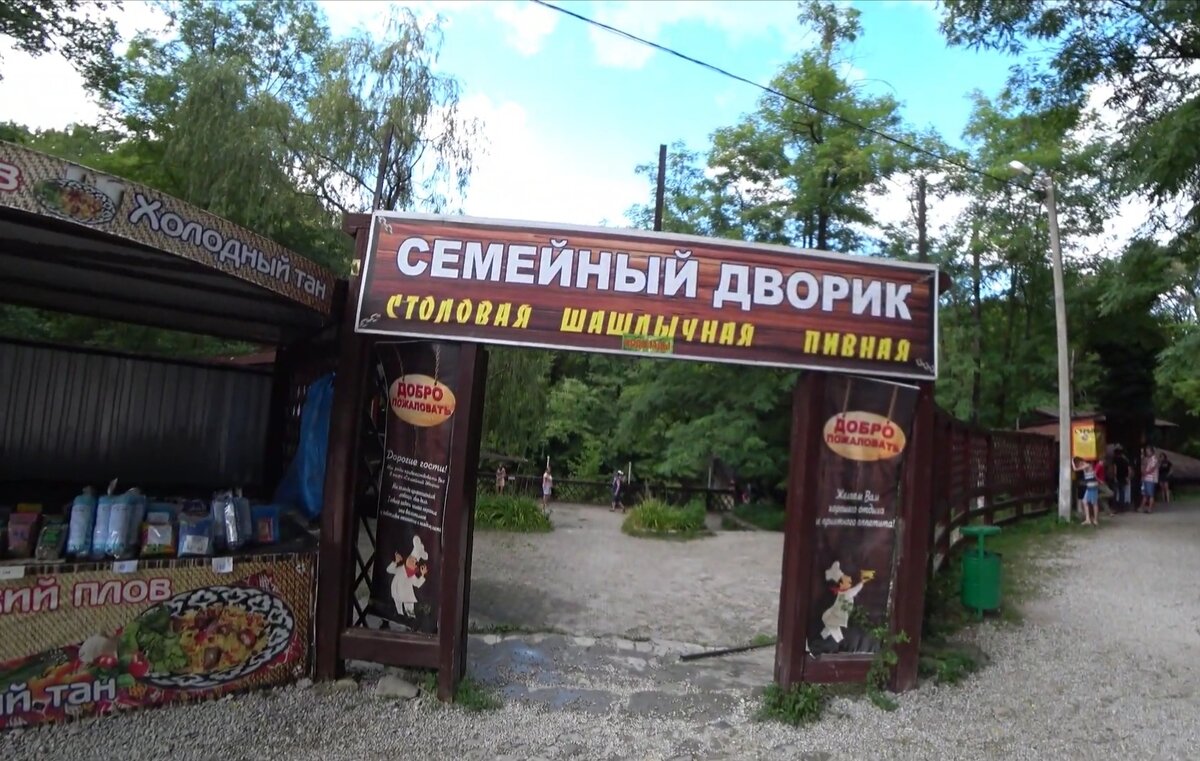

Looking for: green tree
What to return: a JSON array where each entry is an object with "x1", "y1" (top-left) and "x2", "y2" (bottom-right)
[
  {"x1": 706, "y1": 1, "x2": 901, "y2": 251},
  {"x1": 0, "y1": 0, "x2": 120, "y2": 88},
  {"x1": 289, "y1": 6, "x2": 480, "y2": 214},
  {"x1": 481, "y1": 348, "x2": 553, "y2": 461}
]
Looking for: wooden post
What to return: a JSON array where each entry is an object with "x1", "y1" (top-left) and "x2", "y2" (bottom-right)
[
  {"x1": 314, "y1": 213, "x2": 373, "y2": 681},
  {"x1": 983, "y1": 432, "x2": 996, "y2": 524},
  {"x1": 438, "y1": 343, "x2": 488, "y2": 699},
  {"x1": 775, "y1": 371, "x2": 825, "y2": 688},
  {"x1": 889, "y1": 381, "x2": 934, "y2": 691},
  {"x1": 653, "y1": 143, "x2": 667, "y2": 232},
  {"x1": 262, "y1": 341, "x2": 293, "y2": 490}
]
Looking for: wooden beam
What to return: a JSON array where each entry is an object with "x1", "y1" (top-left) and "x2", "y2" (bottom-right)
[
  {"x1": 437, "y1": 342, "x2": 488, "y2": 700},
  {"x1": 889, "y1": 381, "x2": 935, "y2": 692},
  {"x1": 314, "y1": 218, "x2": 373, "y2": 681},
  {"x1": 775, "y1": 371, "x2": 825, "y2": 688},
  {"x1": 340, "y1": 629, "x2": 440, "y2": 669}
]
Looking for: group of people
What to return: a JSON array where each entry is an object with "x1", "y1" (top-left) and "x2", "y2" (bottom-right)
[
  {"x1": 493, "y1": 463, "x2": 628, "y2": 515},
  {"x1": 1072, "y1": 444, "x2": 1173, "y2": 525}
]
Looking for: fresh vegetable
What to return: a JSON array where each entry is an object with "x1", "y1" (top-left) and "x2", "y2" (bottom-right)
[
  {"x1": 120, "y1": 605, "x2": 188, "y2": 674},
  {"x1": 128, "y1": 653, "x2": 149, "y2": 678}
]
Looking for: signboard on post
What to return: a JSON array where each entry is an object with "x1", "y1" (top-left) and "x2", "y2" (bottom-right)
[
  {"x1": 806, "y1": 374, "x2": 918, "y2": 657},
  {"x1": 0, "y1": 141, "x2": 336, "y2": 314},
  {"x1": 370, "y1": 341, "x2": 463, "y2": 634},
  {"x1": 355, "y1": 213, "x2": 938, "y2": 380}
]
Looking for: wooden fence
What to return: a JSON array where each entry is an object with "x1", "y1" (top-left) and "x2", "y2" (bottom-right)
[
  {"x1": 928, "y1": 407, "x2": 1058, "y2": 575},
  {"x1": 480, "y1": 473, "x2": 739, "y2": 512},
  {"x1": 475, "y1": 406, "x2": 1057, "y2": 578}
]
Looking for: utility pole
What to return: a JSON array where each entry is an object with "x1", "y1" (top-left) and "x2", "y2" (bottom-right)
[
  {"x1": 1009, "y1": 161, "x2": 1071, "y2": 522},
  {"x1": 653, "y1": 143, "x2": 667, "y2": 232},
  {"x1": 1044, "y1": 174, "x2": 1072, "y2": 523},
  {"x1": 372, "y1": 122, "x2": 396, "y2": 210},
  {"x1": 916, "y1": 174, "x2": 929, "y2": 262}
]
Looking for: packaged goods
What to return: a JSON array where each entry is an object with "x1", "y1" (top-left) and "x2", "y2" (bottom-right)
[
  {"x1": 106, "y1": 494, "x2": 135, "y2": 559},
  {"x1": 34, "y1": 519, "x2": 67, "y2": 561},
  {"x1": 125, "y1": 489, "x2": 147, "y2": 548},
  {"x1": 177, "y1": 513, "x2": 214, "y2": 557},
  {"x1": 140, "y1": 522, "x2": 175, "y2": 557},
  {"x1": 146, "y1": 503, "x2": 179, "y2": 525},
  {"x1": 252, "y1": 505, "x2": 281, "y2": 545},
  {"x1": 212, "y1": 491, "x2": 248, "y2": 551},
  {"x1": 234, "y1": 489, "x2": 252, "y2": 550},
  {"x1": 66, "y1": 490, "x2": 98, "y2": 557},
  {"x1": 7, "y1": 513, "x2": 39, "y2": 559}
]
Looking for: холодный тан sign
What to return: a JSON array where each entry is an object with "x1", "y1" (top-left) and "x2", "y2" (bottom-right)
[
  {"x1": 0, "y1": 142, "x2": 336, "y2": 314},
  {"x1": 354, "y1": 213, "x2": 939, "y2": 380}
]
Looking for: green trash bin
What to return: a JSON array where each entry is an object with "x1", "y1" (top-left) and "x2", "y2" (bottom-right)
[{"x1": 960, "y1": 525, "x2": 1001, "y2": 618}]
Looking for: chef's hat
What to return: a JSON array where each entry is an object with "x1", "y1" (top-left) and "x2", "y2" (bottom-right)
[
  {"x1": 824, "y1": 561, "x2": 843, "y2": 583},
  {"x1": 411, "y1": 536, "x2": 428, "y2": 561}
]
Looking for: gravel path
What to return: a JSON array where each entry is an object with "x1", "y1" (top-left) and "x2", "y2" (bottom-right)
[
  {"x1": 468, "y1": 503, "x2": 782, "y2": 645},
  {"x1": 5, "y1": 503, "x2": 1200, "y2": 760}
]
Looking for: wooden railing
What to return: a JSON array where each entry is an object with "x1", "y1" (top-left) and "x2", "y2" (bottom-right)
[
  {"x1": 927, "y1": 407, "x2": 1058, "y2": 575},
  {"x1": 479, "y1": 473, "x2": 738, "y2": 512}
]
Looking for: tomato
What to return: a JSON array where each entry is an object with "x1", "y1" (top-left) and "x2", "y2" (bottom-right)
[
  {"x1": 127, "y1": 654, "x2": 149, "y2": 679},
  {"x1": 95, "y1": 654, "x2": 118, "y2": 670}
]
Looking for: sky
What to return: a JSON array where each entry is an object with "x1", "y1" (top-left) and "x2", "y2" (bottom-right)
[{"x1": 1, "y1": 0, "x2": 1132, "y2": 255}]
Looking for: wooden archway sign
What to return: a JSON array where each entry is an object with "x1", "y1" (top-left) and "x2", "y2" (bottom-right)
[{"x1": 316, "y1": 212, "x2": 938, "y2": 700}]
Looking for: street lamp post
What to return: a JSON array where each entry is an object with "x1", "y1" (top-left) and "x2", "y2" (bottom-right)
[{"x1": 1009, "y1": 160, "x2": 1073, "y2": 523}]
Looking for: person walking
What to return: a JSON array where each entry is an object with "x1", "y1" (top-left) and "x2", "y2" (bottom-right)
[
  {"x1": 1158, "y1": 453, "x2": 1173, "y2": 505},
  {"x1": 1113, "y1": 446, "x2": 1131, "y2": 512},
  {"x1": 1073, "y1": 457, "x2": 1100, "y2": 526},
  {"x1": 1138, "y1": 445, "x2": 1160, "y2": 513},
  {"x1": 541, "y1": 465, "x2": 554, "y2": 516},
  {"x1": 495, "y1": 464, "x2": 507, "y2": 494},
  {"x1": 610, "y1": 469, "x2": 625, "y2": 513},
  {"x1": 1094, "y1": 457, "x2": 1114, "y2": 516}
]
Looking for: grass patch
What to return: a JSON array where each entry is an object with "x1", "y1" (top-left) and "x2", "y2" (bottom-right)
[
  {"x1": 918, "y1": 642, "x2": 986, "y2": 685},
  {"x1": 622, "y1": 499, "x2": 710, "y2": 539},
  {"x1": 925, "y1": 513, "x2": 1087, "y2": 639},
  {"x1": 474, "y1": 494, "x2": 552, "y2": 533},
  {"x1": 749, "y1": 632, "x2": 777, "y2": 648},
  {"x1": 757, "y1": 682, "x2": 827, "y2": 726},
  {"x1": 420, "y1": 674, "x2": 502, "y2": 711},
  {"x1": 731, "y1": 502, "x2": 786, "y2": 532},
  {"x1": 467, "y1": 622, "x2": 567, "y2": 636}
]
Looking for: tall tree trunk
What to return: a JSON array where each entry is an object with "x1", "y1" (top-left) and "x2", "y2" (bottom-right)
[
  {"x1": 816, "y1": 210, "x2": 830, "y2": 250},
  {"x1": 994, "y1": 265, "x2": 1021, "y2": 423},
  {"x1": 970, "y1": 220, "x2": 982, "y2": 425},
  {"x1": 916, "y1": 175, "x2": 929, "y2": 263}
]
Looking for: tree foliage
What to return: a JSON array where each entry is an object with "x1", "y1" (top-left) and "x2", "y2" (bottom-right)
[{"x1": 0, "y1": 0, "x2": 120, "y2": 88}]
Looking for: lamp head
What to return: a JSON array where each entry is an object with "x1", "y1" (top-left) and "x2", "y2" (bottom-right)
[{"x1": 1008, "y1": 160, "x2": 1033, "y2": 176}]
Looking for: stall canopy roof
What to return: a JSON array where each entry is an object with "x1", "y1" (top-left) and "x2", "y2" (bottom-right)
[{"x1": 0, "y1": 142, "x2": 340, "y2": 344}]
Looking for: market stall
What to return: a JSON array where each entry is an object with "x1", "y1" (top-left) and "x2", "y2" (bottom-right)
[{"x1": 0, "y1": 141, "x2": 341, "y2": 728}]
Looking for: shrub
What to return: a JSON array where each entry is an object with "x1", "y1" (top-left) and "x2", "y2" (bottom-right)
[
  {"x1": 474, "y1": 494, "x2": 552, "y2": 532},
  {"x1": 732, "y1": 502, "x2": 786, "y2": 532},
  {"x1": 622, "y1": 498, "x2": 709, "y2": 538},
  {"x1": 757, "y1": 682, "x2": 827, "y2": 725}
]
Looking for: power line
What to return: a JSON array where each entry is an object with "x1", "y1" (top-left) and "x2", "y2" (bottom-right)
[{"x1": 530, "y1": 0, "x2": 1019, "y2": 188}]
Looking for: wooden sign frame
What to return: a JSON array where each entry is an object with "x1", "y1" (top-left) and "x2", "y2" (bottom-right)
[{"x1": 317, "y1": 214, "x2": 937, "y2": 702}]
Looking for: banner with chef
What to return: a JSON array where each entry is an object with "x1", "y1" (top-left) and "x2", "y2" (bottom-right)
[
  {"x1": 369, "y1": 341, "x2": 461, "y2": 635},
  {"x1": 806, "y1": 374, "x2": 919, "y2": 656},
  {"x1": 0, "y1": 553, "x2": 314, "y2": 729}
]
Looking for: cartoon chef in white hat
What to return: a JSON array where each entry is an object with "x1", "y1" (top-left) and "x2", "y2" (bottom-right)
[
  {"x1": 819, "y1": 560, "x2": 875, "y2": 643},
  {"x1": 387, "y1": 536, "x2": 429, "y2": 617}
]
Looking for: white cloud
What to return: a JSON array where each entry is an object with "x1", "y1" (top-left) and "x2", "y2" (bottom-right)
[
  {"x1": 0, "y1": 2, "x2": 166, "y2": 131},
  {"x1": 586, "y1": 1, "x2": 810, "y2": 70},
  {"x1": 453, "y1": 92, "x2": 643, "y2": 225},
  {"x1": 491, "y1": 1, "x2": 559, "y2": 56}
]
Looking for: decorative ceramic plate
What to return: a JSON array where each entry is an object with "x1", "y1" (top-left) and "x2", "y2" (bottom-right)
[{"x1": 136, "y1": 585, "x2": 295, "y2": 690}]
